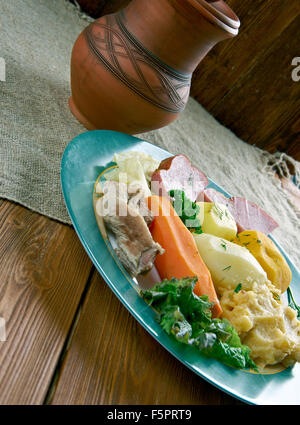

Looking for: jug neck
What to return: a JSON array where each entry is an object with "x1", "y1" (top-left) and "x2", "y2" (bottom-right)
[{"x1": 121, "y1": 0, "x2": 239, "y2": 74}]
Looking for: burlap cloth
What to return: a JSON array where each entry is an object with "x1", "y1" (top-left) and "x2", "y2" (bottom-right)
[{"x1": 0, "y1": 0, "x2": 299, "y2": 268}]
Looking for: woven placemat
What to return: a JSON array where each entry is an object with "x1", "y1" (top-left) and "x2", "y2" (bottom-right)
[{"x1": 0, "y1": 0, "x2": 299, "y2": 269}]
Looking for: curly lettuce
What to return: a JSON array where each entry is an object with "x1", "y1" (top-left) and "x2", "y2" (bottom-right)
[{"x1": 142, "y1": 277, "x2": 258, "y2": 371}]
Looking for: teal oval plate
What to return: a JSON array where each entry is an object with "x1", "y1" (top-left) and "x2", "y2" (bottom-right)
[{"x1": 61, "y1": 130, "x2": 300, "y2": 405}]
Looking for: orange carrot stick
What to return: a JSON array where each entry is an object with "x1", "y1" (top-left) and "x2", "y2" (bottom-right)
[{"x1": 147, "y1": 195, "x2": 222, "y2": 317}]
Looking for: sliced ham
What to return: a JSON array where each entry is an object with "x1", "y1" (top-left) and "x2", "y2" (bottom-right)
[
  {"x1": 202, "y1": 188, "x2": 230, "y2": 206},
  {"x1": 151, "y1": 154, "x2": 209, "y2": 202},
  {"x1": 202, "y1": 188, "x2": 279, "y2": 235}
]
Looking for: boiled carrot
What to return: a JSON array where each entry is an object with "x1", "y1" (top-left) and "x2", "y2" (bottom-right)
[{"x1": 147, "y1": 195, "x2": 222, "y2": 317}]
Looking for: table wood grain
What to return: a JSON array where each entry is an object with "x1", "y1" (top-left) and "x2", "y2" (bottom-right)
[
  {"x1": 0, "y1": 199, "x2": 241, "y2": 405},
  {"x1": 50, "y1": 271, "x2": 239, "y2": 405},
  {"x1": 0, "y1": 199, "x2": 93, "y2": 404},
  {"x1": 1, "y1": 183, "x2": 299, "y2": 404}
]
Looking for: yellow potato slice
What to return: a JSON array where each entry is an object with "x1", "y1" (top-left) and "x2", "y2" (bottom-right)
[
  {"x1": 232, "y1": 230, "x2": 292, "y2": 293},
  {"x1": 196, "y1": 202, "x2": 237, "y2": 241}
]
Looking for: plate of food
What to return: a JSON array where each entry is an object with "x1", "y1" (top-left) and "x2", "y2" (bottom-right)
[{"x1": 61, "y1": 130, "x2": 300, "y2": 405}]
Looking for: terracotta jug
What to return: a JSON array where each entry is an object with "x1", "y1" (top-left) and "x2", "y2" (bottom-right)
[{"x1": 69, "y1": 0, "x2": 240, "y2": 134}]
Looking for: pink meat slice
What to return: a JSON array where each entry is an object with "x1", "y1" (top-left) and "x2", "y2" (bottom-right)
[
  {"x1": 202, "y1": 188, "x2": 231, "y2": 206},
  {"x1": 151, "y1": 154, "x2": 209, "y2": 202},
  {"x1": 202, "y1": 188, "x2": 279, "y2": 235}
]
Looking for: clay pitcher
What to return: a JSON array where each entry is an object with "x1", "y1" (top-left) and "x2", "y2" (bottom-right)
[{"x1": 69, "y1": 0, "x2": 240, "y2": 134}]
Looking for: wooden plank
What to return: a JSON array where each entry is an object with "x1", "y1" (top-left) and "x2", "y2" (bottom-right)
[
  {"x1": 191, "y1": 0, "x2": 300, "y2": 160},
  {"x1": 100, "y1": 0, "x2": 131, "y2": 15},
  {"x1": 75, "y1": 0, "x2": 130, "y2": 18},
  {"x1": 50, "y1": 271, "x2": 240, "y2": 405},
  {"x1": 191, "y1": 0, "x2": 300, "y2": 109},
  {"x1": 266, "y1": 110, "x2": 300, "y2": 159},
  {"x1": 0, "y1": 199, "x2": 92, "y2": 405},
  {"x1": 207, "y1": 14, "x2": 300, "y2": 158}
]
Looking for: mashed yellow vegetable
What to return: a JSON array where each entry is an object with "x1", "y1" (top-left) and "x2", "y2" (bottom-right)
[
  {"x1": 218, "y1": 281, "x2": 300, "y2": 368},
  {"x1": 194, "y1": 233, "x2": 300, "y2": 368}
]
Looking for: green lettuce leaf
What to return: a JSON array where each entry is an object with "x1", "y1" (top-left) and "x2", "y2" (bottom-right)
[{"x1": 142, "y1": 277, "x2": 258, "y2": 371}]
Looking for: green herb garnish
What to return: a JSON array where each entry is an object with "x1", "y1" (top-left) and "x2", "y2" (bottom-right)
[
  {"x1": 220, "y1": 241, "x2": 227, "y2": 250},
  {"x1": 142, "y1": 277, "x2": 258, "y2": 371},
  {"x1": 212, "y1": 203, "x2": 224, "y2": 220},
  {"x1": 234, "y1": 283, "x2": 242, "y2": 293},
  {"x1": 169, "y1": 190, "x2": 202, "y2": 233},
  {"x1": 222, "y1": 265, "x2": 232, "y2": 271},
  {"x1": 271, "y1": 291, "x2": 281, "y2": 302},
  {"x1": 191, "y1": 227, "x2": 203, "y2": 234},
  {"x1": 287, "y1": 287, "x2": 300, "y2": 319}
]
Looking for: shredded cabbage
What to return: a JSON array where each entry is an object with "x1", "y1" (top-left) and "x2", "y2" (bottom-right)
[{"x1": 104, "y1": 151, "x2": 159, "y2": 196}]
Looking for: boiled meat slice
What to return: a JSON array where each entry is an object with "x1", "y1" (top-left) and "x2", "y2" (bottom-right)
[
  {"x1": 96, "y1": 181, "x2": 164, "y2": 276},
  {"x1": 202, "y1": 188, "x2": 278, "y2": 234},
  {"x1": 151, "y1": 154, "x2": 209, "y2": 202}
]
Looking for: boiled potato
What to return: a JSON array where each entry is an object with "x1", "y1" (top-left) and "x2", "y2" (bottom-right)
[
  {"x1": 232, "y1": 230, "x2": 292, "y2": 293},
  {"x1": 196, "y1": 202, "x2": 237, "y2": 241},
  {"x1": 193, "y1": 233, "x2": 267, "y2": 294}
]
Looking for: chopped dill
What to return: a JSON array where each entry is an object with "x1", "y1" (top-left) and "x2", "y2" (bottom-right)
[
  {"x1": 272, "y1": 292, "x2": 281, "y2": 302},
  {"x1": 234, "y1": 283, "x2": 242, "y2": 293},
  {"x1": 212, "y1": 203, "x2": 224, "y2": 220},
  {"x1": 220, "y1": 241, "x2": 227, "y2": 250}
]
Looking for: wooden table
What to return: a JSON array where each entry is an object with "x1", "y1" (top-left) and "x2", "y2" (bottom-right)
[{"x1": 0, "y1": 198, "x2": 242, "y2": 405}]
